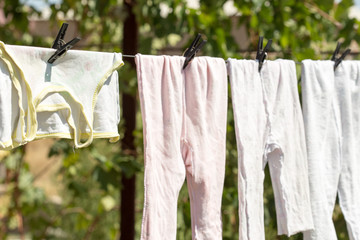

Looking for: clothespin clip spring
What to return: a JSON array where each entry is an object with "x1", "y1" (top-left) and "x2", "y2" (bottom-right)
[
  {"x1": 331, "y1": 42, "x2": 351, "y2": 70},
  {"x1": 182, "y1": 33, "x2": 207, "y2": 70},
  {"x1": 48, "y1": 23, "x2": 81, "y2": 64},
  {"x1": 256, "y1": 36, "x2": 272, "y2": 72}
]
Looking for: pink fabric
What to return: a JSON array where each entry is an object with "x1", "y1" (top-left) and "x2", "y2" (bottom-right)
[{"x1": 136, "y1": 54, "x2": 228, "y2": 240}]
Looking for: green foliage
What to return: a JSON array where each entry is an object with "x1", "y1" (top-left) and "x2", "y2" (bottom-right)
[{"x1": 1, "y1": 0, "x2": 359, "y2": 239}]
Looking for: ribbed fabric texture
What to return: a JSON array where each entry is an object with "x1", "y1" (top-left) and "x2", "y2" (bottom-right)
[
  {"x1": 136, "y1": 54, "x2": 228, "y2": 240},
  {"x1": 228, "y1": 58, "x2": 313, "y2": 239}
]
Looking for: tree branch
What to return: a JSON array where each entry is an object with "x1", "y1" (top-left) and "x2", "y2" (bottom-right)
[{"x1": 304, "y1": 1, "x2": 342, "y2": 29}]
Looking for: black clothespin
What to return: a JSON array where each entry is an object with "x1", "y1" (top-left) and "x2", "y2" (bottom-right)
[
  {"x1": 182, "y1": 33, "x2": 207, "y2": 70},
  {"x1": 47, "y1": 23, "x2": 81, "y2": 64},
  {"x1": 256, "y1": 36, "x2": 272, "y2": 72},
  {"x1": 331, "y1": 42, "x2": 351, "y2": 70}
]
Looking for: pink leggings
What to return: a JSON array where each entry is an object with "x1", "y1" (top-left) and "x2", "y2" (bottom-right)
[{"x1": 136, "y1": 54, "x2": 228, "y2": 240}]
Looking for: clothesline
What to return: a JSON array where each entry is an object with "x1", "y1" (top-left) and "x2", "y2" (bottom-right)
[
  {"x1": 80, "y1": 42, "x2": 360, "y2": 55},
  {"x1": 122, "y1": 50, "x2": 360, "y2": 56},
  {"x1": 123, "y1": 54, "x2": 302, "y2": 65}
]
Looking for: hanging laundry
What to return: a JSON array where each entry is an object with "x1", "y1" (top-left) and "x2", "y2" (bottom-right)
[
  {"x1": 35, "y1": 70, "x2": 121, "y2": 141},
  {"x1": 302, "y1": 60, "x2": 360, "y2": 240},
  {"x1": 0, "y1": 41, "x2": 123, "y2": 149},
  {"x1": 136, "y1": 54, "x2": 228, "y2": 240},
  {"x1": 0, "y1": 56, "x2": 20, "y2": 149},
  {"x1": 227, "y1": 58, "x2": 313, "y2": 239}
]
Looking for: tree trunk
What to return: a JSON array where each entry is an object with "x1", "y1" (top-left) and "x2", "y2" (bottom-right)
[{"x1": 120, "y1": 0, "x2": 138, "y2": 240}]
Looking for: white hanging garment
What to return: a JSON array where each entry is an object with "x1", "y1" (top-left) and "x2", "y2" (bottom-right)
[
  {"x1": 0, "y1": 42, "x2": 123, "y2": 149},
  {"x1": 35, "y1": 70, "x2": 121, "y2": 141},
  {"x1": 302, "y1": 60, "x2": 360, "y2": 240},
  {"x1": 0, "y1": 55, "x2": 20, "y2": 149},
  {"x1": 228, "y1": 58, "x2": 314, "y2": 239}
]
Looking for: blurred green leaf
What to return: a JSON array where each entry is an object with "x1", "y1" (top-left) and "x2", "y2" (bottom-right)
[{"x1": 101, "y1": 195, "x2": 116, "y2": 212}]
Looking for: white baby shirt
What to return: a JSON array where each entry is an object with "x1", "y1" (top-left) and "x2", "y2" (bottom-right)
[{"x1": 0, "y1": 41, "x2": 123, "y2": 149}]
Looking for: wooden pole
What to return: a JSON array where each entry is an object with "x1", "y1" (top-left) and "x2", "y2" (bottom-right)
[{"x1": 120, "y1": 0, "x2": 137, "y2": 239}]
